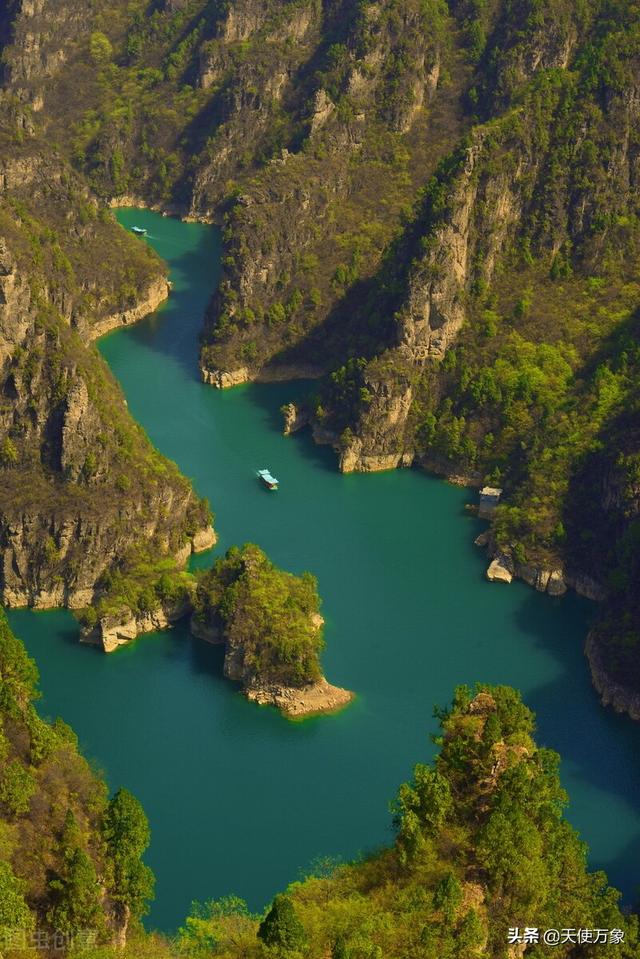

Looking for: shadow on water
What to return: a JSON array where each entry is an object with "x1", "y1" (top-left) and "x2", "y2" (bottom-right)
[
  {"x1": 60, "y1": 621, "x2": 85, "y2": 648},
  {"x1": 107, "y1": 211, "x2": 222, "y2": 380},
  {"x1": 608, "y1": 835, "x2": 640, "y2": 913},
  {"x1": 240, "y1": 381, "x2": 346, "y2": 475},
  {"x1": 513, "y1": 592, "x2": 640, "y2": 781},
  {"x1": 185, "y1": 628, "x2": 226, "y2": 678},
  {"x1": 509, "y1": 590, "x2": 640, "y2": 896}
]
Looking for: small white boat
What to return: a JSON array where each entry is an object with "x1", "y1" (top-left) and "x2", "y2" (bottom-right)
[
  {"x1": 132, "y1": 226, "x2": 147, "y2": 236},
  {"x1": 257, "y1": 469, "x2": 279, "y2": 490}
]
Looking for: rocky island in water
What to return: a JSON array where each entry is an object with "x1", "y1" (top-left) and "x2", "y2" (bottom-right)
[{"x1": 80, "y1": 543, "x2": 353, "y2": 719}]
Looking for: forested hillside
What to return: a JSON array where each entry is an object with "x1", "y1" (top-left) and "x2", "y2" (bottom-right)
[
  {"x1": 0, "y1": 0, "x2": 214, "y2": 612},
  {"x1": 0, "y1": 610, "x2": 155, "y2": 954},
  {"x1": 169, "y1": 685, "x2": 640, "y2": 959}
]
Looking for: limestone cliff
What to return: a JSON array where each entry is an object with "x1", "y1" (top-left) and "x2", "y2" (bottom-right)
[
  {"x1": 0, "y1": 208, "x2": 211, "y2": 607},
  {"x1": 198, "y1": 0, "x2": 459, "y2": 385},
  {"x1": 0, "y1": 0, "x2": 87, "y2": 101},
  {"x1": 0, "y1": 22, "x2": 214, "y2": 609},
  {"x1": 81, "y1": 595, "x2": 193, "y2": 653}
]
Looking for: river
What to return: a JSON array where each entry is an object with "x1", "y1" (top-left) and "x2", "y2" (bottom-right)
[{"x1": 8, "y1": 208, "x2": 640, "y2": 930}]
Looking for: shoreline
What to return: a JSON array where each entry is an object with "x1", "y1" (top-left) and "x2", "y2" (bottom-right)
[
  {"x1": 585, "y1": 630, "x2": 640, "y2": 722},
  {"x1": 245, "y1": 678, "x2": 355, "y2": 719},
  {"x1": 89, "y1": 274, "x2": 170, "y2": 340},
  {"x1": 107, "y1": 194, "x2": 217, "y2": 225},
  {"x1": 80, "y1": 596, "x2": 354, "y2": 720},
  {"x1": 200, "y1": 362, "x2": 325, "y2": 389}
]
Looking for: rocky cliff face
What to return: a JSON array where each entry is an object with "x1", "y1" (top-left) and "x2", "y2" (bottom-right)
[
  {"x1": 566, "y1": 411, "x2": 640, "y2": 718},
  {"x1": 190, "y1": 0, "x2": 322, "y2": 216},
  {"x1": 0, "y1": 0, "x2": 87, "y2": 101},
  {"x1": 198, "y1": 0, "x2": 458, "y2": 385},
  {"x1": 0, "y1": 17, "x2": 213, "y2": 610},
  {"x1": 196, "y1": 0, "x2": 591, "y2": 398},
  {"x1": 0, "y1": 218, "x2": 209, "y2": 607},
  {"x1": 331, "y1": 125, "x2": 533, "y2": 471}
]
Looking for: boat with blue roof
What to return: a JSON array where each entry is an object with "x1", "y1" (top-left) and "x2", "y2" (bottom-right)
[{"x1": 257, "y1": 468, "x2": 279, "y2": 490}]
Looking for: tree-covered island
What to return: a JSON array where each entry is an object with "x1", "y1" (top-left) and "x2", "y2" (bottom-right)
[
  {"x1": 192, "y1": 544, "x2": 353, "y2": 717},
  {"x1": 79, "y1": 544, "x2": 353, "y2": 718}
]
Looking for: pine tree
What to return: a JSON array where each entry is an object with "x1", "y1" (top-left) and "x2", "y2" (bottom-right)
[
  {"x1": 103, "y1": 789, "x2": 154, "y2": 921},
  {"x1": 258, "y1": 895, "x2": 306, "y2": 952}
]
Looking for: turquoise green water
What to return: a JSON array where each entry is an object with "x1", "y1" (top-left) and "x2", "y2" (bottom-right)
[{"x1": 8, "y1": 208, "x2": 640, "y2": 930}]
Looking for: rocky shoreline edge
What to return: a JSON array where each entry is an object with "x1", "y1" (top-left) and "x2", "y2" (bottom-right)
[
  {"x1": 89, "y1": 274, "x2": 170, "y2": 340},
  {"x1": 585, "y1": 631, "x2": 640, "y2": 723},
  {"x1": 80, "y1": 601, "x2": 353, "y2": 720},
  {"x1": 280, "y1": 402, "x2": 632, "y2": 721},
  {"x1": 280, "y1": 405, "x2": 607, "y2": 598},
  {"x1": 107, "y1": 194, "x2": 215, "y2": 225},
  {"x1": 200, "y1": 362, "x2": 325, "y2": 389},
  {"x1": 244, "y1": 679, "x2": 355, "y2": 719}
]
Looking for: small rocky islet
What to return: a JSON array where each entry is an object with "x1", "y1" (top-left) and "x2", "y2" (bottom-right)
[{"x1": 79, "y1": 542, "x2": 353, "y2": 719}]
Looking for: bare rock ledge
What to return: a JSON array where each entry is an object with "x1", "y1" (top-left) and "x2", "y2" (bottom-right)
[
  {"x1": 201, "y1": 366, "x2": 251, "y2": 388},
  {"x1": 89, "y1": 275, "x2": 170, "y2": 339},
  {"x1": 192, "y1": 525, "x2": 217, "y2": 552},
  {"x1": 486, "y1": 555, "x2": 514, "y2": 584},
  {"x1": 81, "y1": 598, "x2": 191, "y2": 654},
  {"x1": 244, "y1": 678, "x2": 355, "y2": 719},
  {"x1": 200, "y1": 363, "x2": 324, "y2": 389}
]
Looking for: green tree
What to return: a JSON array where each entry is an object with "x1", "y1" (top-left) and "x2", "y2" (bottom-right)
[
  {"x1": 455, "y1": 909, "x2": 485, "y2": 956},
  {"x1": 394, "y1": 765, "x2": 452, "y2": 864},
  {"x1": 0, "y1": 861, "x2": 32, "y2": 930},
  {"x1": 258, "y1": 895, "x2": 306, "y2": 951},
  {"x1": 103, "y1": 789, "x2": 154, "y2": 921},
  {"x1": 481, "y1": 712, "x2": 502, "y2": 752},
  {"x1": 46, "y1": 814, "x2": 103, "y2": 937},
  {"x1": 0, "y1": 437, "x2": 18, "y2": 465},
  {"x1": 267, "y1": 302, "x2": 286, "y2": 325},
  {"x1": 177, "y1": 897, "x2": 256, "y2": 956},
  {"x1": 89, "y1": 32, "x2": 113, "y2": 64},
  {"x1": 0, "y1": 761, "x2": 36, "y2": 815},
  {"x1": 432, "y1": 872, "x2": 462, "y2": 922}
]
